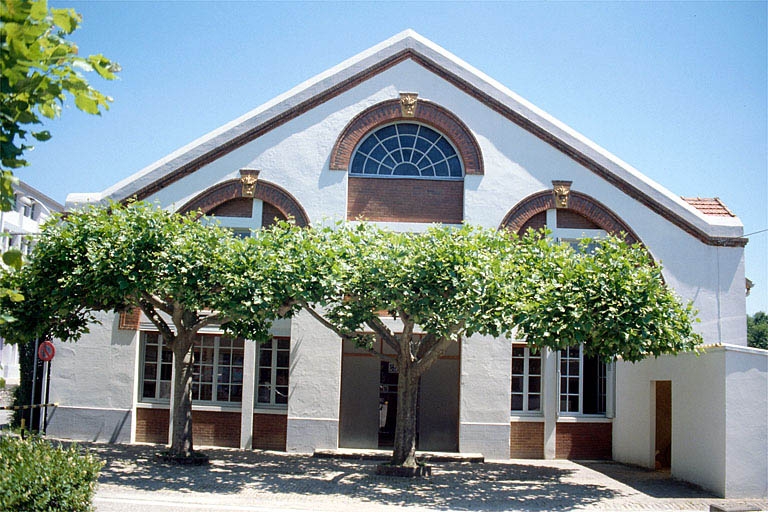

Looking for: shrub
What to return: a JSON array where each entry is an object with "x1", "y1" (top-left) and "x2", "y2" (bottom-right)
[{"x1": 0, "y1": 435, "x2": 103, "y2": 511}]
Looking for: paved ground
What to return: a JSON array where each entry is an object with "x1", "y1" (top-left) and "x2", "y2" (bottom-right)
[{"x1": 76, "y1": 443, "x2": 767, "y2": 512}]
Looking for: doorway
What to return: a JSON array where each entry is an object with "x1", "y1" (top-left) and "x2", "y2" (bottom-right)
[{"x1": 654, "y1": 381, "x2": 672, "y2": 470}]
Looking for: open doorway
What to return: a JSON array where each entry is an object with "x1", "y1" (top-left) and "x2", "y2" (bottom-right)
[{"x1": 654, "y1": 380, "x2": 671, "y2": 470}]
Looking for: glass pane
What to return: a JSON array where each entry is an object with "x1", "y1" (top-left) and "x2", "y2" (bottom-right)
[
  {"x1": 275, "y1": 386, "x2": 288, "y2": 404},
  {"x1": 232, "y1": 367, "x2": 243, "y2": 384},
  {"x1": 512, "y1": 359, "x2": 524, "y2": 375},
  {"x1": 278, "y1": 338, "x2": 289, "y2": 350},
  {"x1": 569, "y1": 361, "x2": 579, "y2": 375},
  {"x1": 160, "y1": 363, "x2": 172, "y2": 381},
  {"x1": 277, "y1": 351, "x2": 289, "y2": 368},
  {"x1": 259, "y1": 350, "x2": 272, "y2": 367},
  {"x1": 201, "y1": 366, "x2": 213, "y2": 382},
  {"x1": 142, "y1": 382, "x2": 156, "y2": 399},
  {"x1": 561, "y1": 377, "x2": 568, "y2": 392},
  {"x1": 529, "y1": 358, "x2": 541, "y2": 375},
  {"x1": 511, "y1": 394, "x2": 523, "y2": 411},
  {"x1": 144, "y1": 332, "x2": 159, "y2": 344},
  {"x1": 161, "y1": 349, "x2": 173, "y2": 363},
  {"x1": 528, "y1": 395, "x2": 541, "y2": 411},
  {"x1": 568, "y1": 396, "x2": 579, "y2": 412},
  {"x1": 232, "y1": 353, "x2": 244, "y2": 367},
  {"x1": 511, "y1": 376, "x2": 523, "y2": 393},
  {"x1": 200, "y1": 347, "x2": 214, "y2": 364},
  {"x1": 257, "y1": 385, "x2": 271, "y2": 403},
  {"x1": 199, "y1": 383, "x2": 212, "y2": 401},
  {"x1": 217, "y1": 385, "x2": 230, "y2": 402},
  {"x1": 276, "y1": 369, "x2": 289, "y2": 387},
  {"x1": 512, "y1": 346, "x2": 525, "y2": 358},
  {"x1": 529, "y1": 376, "x2": 541, "y2": 393},
  {"x1": 144, "y1": 345, "x2": 158, "y2": 362},
  {"x1": 259, "y1": 368, "x2": 271, "y2": 384},
  {"x1": 230, "y1": 385, "x2": 242, "y2": 402},
  {"x1": 159, "y1": 382, "x2": 171, "y2": 399},
  {"x1": 144, "y1": 363, "x2": 157, "y2": 380},
  {"x1": 219, "y1": 352, "x2": 231, "y2": 366},
  {"x1": 569, "y1": 377, "x2": 579, "y2": 392}
]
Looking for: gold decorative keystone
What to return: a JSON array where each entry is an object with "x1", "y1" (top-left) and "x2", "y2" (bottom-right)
[
  {"x1": 552, "y1": 180, "x2": 572, "y2": 209},
  {"x1": 240, "y1": 168, "x2": 260, "y2": 197},
  {"x1": 399, "y1": 92, "x2": 418, "y2": 117}
]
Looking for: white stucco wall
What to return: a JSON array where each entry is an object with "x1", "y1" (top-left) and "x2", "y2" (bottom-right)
[
  {"x1": 613, "y1": 345, "x2": 767, "y2": 498},
  {"x1": 47, "y1": 312, "x2": 137, "y2": 443},
  {"x1": 460, "y1": 334, "x2": 511, "y2": 460},
  {"x1": 286, "y1": 310, "x2": 342, "y2": 453}
]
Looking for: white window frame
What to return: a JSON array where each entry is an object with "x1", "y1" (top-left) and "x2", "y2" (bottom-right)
[
  {"x1": 511, "y1": 343, "x2": 543, "y2": 415},
  {"x1": 255, "y1": 337, "x2": 290, "y2": 408},
  {"x1": 558, "y1": 344, "x2": 608, "y2": 417},
  {"x1": 200, "y1": 199, "x2": 263, "y2": 238},
  {"x1": 139, "y1": 332, "x2": 246, "y2": 406}
]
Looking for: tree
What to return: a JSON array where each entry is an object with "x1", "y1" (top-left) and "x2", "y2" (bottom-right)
[
  {"x1": 1, "y1": 0, "x2": 119, "y2": 210},
  {"x1": 747, "y1": 311, "x2": 768, "y2": 350},
  {"x1": 0, "y1": 202, "x2": 294, "y2": 458},
  {"x1": 260, "y1": 222, "x2": 702, "y2": 468}
]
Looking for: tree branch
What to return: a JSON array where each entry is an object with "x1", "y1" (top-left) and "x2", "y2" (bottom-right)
[
  {"x1": 299, "y1": 301, "x2": 357, "y2": 343},
  {"x1": 366, "y1": 315, "x2": 400, "y2": 355},
  {"x1": 138, "y1": 296, "x2": 174, "y2": 343},
  {"x1": 413, "y1": 322, "x2": 464, "y2": 377}
]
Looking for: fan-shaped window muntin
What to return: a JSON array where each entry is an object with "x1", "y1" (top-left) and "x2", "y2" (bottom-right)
[{"x1": 350, "y1": 123, "x2": 463, "y2": 180}]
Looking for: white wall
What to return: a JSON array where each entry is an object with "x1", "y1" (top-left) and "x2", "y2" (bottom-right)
[
  {"x1": 47, "y1": 312, "x2": 137, "y2": 443},
  {"x1": 724, "y1": 348, "x2": 768, "y2": 498},
  {"x1": 459, "y1": 333, "x2": 511, "y2": 460},
  {"x1": 286, "y1": 310, "x2": 342, "y2": 453}
]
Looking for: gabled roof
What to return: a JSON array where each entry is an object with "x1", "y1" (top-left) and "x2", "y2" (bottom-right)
[{"x1": 66, "y1": 30, "x2": 744, "y2": 246}]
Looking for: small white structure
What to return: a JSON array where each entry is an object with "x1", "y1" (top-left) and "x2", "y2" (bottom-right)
[
  {"x1": 49, "y1": 31, "x2": 765, "y2": 498},
  {"x1": 0, "y1": 181, "x2": 62, "y2": 384}
]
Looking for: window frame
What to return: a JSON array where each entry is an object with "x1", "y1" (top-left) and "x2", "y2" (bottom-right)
[
  {"x1": 255, "y1": 336, "x2": 290, "y2": 409},
  {"x1": 510, "y1": 343, "x2": 543, "y2": 415},
  {"x1": 557, "y1": 344, "x2": 608, "y2": 417},
  {"x1": 350, "y1": 122, "x2": 464, "y2": 181}
]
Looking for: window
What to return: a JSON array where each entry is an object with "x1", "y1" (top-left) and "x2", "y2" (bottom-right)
[
  {"x1": 511, "y1": 344, "x2": 542, "y2": 413},
  {"x1": 350, "y1": 123, "x2": 463, "y2": 179},
  {"x1": 140, "y1": 332, "x2": 246, "y2": 405},
  {"x1": 559, "y1": 345, "x2": 606, "y2": 415},
  {"x1": 257, "y1": 337, "x2": 289, "y2": 406},
  {"x1": 19, "y1": 238, "x2": 33, "y2": 256}
]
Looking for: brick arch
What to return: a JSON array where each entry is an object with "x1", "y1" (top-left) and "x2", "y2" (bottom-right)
[
  {"x1": 330, "y1": 99, "x2": 483, "y2": 175},
  {"x1": 500, "y1": 190, "x2": 641, "y2": 245},
  {"x1": 177, "y1": 179, "x2": 310, "y2": 227}
]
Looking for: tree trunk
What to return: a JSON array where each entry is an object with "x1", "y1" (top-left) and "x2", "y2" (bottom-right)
[
  {"x1": 169, "y1": 335, "x2": 195, "y2": 456},
  {"x1": 391, "y1": 360, "x2": 419, "y2": 467}
]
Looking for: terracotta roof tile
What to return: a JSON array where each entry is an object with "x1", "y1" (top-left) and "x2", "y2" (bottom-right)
[{"x1": 682, "y1": 197, "x2": 735, "y2": 217}]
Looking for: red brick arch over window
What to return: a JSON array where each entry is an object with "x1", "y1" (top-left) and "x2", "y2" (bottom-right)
[
  {"x1": 500, "y1": 190, "x2": 642, "y2": 245},
  {"x1": 329, "y1": 99, "x2": 483, "y2": 175},
  {"x1": 177, "y1": 179, "x2": 310, "y2": 227}
]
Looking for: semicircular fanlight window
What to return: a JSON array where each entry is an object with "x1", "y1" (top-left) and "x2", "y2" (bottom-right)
[{"x1": 350, "y1": 123, "x2": 463, "y2": 179}]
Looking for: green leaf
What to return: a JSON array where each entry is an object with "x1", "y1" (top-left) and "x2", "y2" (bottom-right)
[{"x1": 2, "y1": 249, "x2": 23, "y2": 270}]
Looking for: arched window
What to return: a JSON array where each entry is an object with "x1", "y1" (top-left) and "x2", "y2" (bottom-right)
[{"x1": 350, "y1": 123, "x2": 463, "y2": 180}]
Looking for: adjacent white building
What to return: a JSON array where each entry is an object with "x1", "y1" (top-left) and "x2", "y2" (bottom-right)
[
  {"x1": 0, "y1": 181, "x2": 62, "y2": 384},
  {"x1": 45, "y1": 31, "x2": 765, "y2": 498}
]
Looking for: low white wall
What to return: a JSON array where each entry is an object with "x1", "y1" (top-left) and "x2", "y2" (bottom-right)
[
  {"x1": 724, "y1": 347, "x2": 768, "y2": 498},
  {"x1": 614, "y1": 345, "x2": 767, "y2": 498}
]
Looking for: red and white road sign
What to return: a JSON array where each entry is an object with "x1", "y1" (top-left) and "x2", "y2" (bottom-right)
[{"x1": 38, "y1": 340, "x2": 55, "y2": 362}]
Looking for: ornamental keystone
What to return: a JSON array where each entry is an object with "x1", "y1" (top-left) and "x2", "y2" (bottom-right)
[
  {"x1": 239, "y1": 168, "x2": 260, "y2": 197},
  {"x1": 399, "y1": 93, "x2": 418, "y2": 117},
  {"x1": 552, "y1": 180, "x2": 573, "y2": 209}
]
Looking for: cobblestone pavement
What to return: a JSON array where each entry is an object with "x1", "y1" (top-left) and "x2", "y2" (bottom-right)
[{"x1": 70, "y1": 443, "x2": 767, "y2": 512}]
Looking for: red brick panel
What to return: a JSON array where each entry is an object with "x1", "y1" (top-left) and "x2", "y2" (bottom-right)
[
  {"x1": 510, "y1": 422, "x2": 544, "y2": 459},
  {"x1": 209, "y1": 198, "x2": 254, "y2": 218},
  {"x1": 192, "y1": 411, "x2": 241, "y2": 448},
  {"x1": 556, "y1": 422, "x2": 612, "y2": 460},
  {"x1": 252, "y1": 413, "x2": 287, "y2": 450},
  {"x1": 135, "y1": 408, "x2": 169, "y2": 444},
  {"x1": 118, "y1": 309, "x2": 141, "y2": 331},
  {"x1": 135, "y1": 408, "x2": 241, "y2": 448},
  {"x1": 262, "y1": 202, "x2": 287, "y2": 228},
  {"x1": 557, "y1": 209, "x2": 600, "y2": 230},
  {"x1": 347, "y1": 177, "x2": 463, "y2": 223}
]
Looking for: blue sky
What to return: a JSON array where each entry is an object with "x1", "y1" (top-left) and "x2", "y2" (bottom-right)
[{"x1": 20, "y1": 1, "x2": 767, "y2": 314}]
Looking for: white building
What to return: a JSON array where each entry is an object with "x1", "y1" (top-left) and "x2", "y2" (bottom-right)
[
  {"x1": 49, "y1": 31, "x2": 765, "y2": 498},
  {"x1": 0, "y1": 181, "x2": 62, "y2": 384}
]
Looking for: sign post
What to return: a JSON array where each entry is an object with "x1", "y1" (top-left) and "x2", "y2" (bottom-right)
[{"x1": 36, "y1": 340, "x2": 55, "y2": 432}]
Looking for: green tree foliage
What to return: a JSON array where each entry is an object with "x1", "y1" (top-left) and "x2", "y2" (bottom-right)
[
  {"x1": 256, "y1": 222, "x2": 702, "y2": 467},
  {"x1": 0, "y1": 202, "x2": 294, "y2": 457},
  {"x1": 1, "y1": 0, "x2": 119, "y2": 210},
  {"x1": 747, "y1": 311, "x2": 768, "y2": 350}
]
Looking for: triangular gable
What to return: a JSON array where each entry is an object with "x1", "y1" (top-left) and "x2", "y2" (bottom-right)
[{"x1": 67, "y1": 30, "x2": 744, "y2": 246}]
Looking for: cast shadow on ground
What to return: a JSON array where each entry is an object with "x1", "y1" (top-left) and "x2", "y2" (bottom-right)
[
  {"x1": 85, "y1": 443, "x2": 620, "y2": 511},
  {"x1": 578, "y1": 461, "x2": 715, "y2": 499}
]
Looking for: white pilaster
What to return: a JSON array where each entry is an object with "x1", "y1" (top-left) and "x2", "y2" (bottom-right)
[{"x1": 239, "y1": 339, "x2": 257, "y2": 449}]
